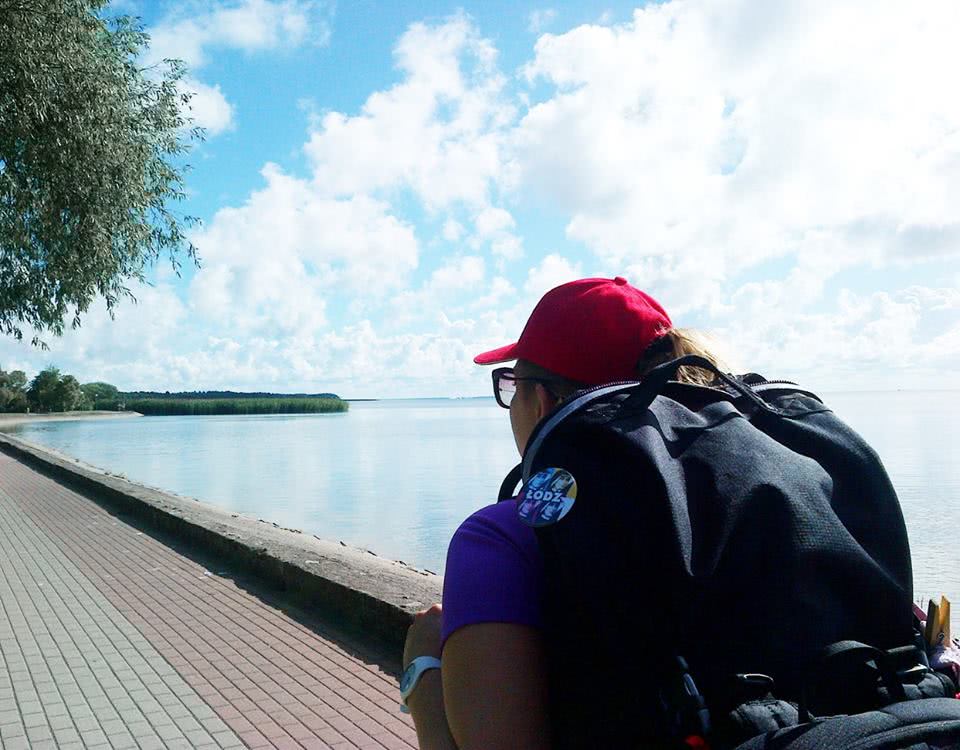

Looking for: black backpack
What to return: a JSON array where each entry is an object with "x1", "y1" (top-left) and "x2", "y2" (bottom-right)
[{"x1": 499, "y1": 355, "x2": 960, "y2": 750}]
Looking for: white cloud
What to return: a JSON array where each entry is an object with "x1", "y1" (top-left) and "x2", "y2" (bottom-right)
[
  {"x1": 16, "y1": 6, "x2": 960, "y2": 396},
  {"x1": 512, "y1": 0, "x2": 960, "y2": 310},
  {"x1": 716, "y1": 284, "x2": 960, "y2": 391},
  {"x1": 528, "y1": 9, "x2": 556, "y2": 34},
  {"x1": 149, "y1": 0, "x2": 325, "y2": 68},
  {"x1": 148, "y1": 0, "x2": 332, "y2": 135},
  {"x1": 389, "y1": 255, "x2": 487, "y2": 328},
  {"x1": 474, "y1": 276, "x2": 516, "y2": 309},
  {"x1": 303, "y1": 14, "x2": 514, "y2": 210},
  {"x1": 473, "y1": 207, "x2": 523, "y2": 261},
  {"x1": 523, "y1": 253, "x2": 583, "y2": 299},
  {"x1": 429, "y1": 255, "x2": 486, "y2": 294},
  {"x1": 442, "y1": 219, "x2": 465, "y2": 242},
  {"x1": 189, "y1": 163, "x2": 418, "y2": 337},
  {"x1": 491, "y1": 235, "x2": 523, "y2": 261},
  {"x1": 0, "y1": 283, "x2": 189, "y2": 387},
  {"x1": 474, "y1": 206, "x2": 515, "y2": 236},
  {"x1": 919, "y1": 323, "x2": 960, "y2": 362},
  {"x1": 182, "y1": 78, "x2": 234, "y2": 135}
]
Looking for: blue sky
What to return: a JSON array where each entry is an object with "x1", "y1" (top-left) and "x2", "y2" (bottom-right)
[{"x1": 2, "y1": 0, "x2": 958, "y2": 397}]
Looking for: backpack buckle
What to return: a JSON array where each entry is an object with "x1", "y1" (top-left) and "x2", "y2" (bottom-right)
[
  {"x1": 658, "y1": 655, "x2": 712, "y2": 750},
  {"x1": 736, "y1": 672, "x2": 776, "y2": 698},
  {"x1": 733, "y1": 673, "x2": 776, "y2": 700}
]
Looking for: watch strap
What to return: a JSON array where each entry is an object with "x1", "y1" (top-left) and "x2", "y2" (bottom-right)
[{"x1": 399, "y1": 655, "x2": 442, "y2": 712}]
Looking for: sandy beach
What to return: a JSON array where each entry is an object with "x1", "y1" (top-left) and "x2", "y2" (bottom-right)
[{"x1": 0, "y1": 410, "x2": 142, "y2": 431}]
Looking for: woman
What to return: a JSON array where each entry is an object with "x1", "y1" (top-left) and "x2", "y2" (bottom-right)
[{"x1": 400, "y1": 277, "x2": 726, "y2": 749}]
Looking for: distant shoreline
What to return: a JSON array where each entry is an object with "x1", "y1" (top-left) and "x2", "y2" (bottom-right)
[{"x1": 0, "y1": 411, "x2": 142, "y2": 431}]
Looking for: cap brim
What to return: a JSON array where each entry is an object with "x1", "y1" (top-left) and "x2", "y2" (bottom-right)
[{"x1": 473, "y1": 342, "x2": 519, "y2": 365}]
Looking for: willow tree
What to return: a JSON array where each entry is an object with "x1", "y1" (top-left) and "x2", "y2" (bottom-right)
[{"x1": 0, "y1": 0, "x2": 201, "y2": 344}]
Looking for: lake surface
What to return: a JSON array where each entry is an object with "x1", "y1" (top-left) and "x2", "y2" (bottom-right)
[{"x1": 6, "y1": 392, "x2": 959, "y2": 608}]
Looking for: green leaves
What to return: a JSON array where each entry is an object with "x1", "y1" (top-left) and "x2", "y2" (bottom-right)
[
  {"x1": 80, "y1": 380, "x2": 119, "y2": 410},
  {"x1": 0, "y1": 366, "x2": 29, "y2": 411},
  {"x1": 0, "y1": 0, "x2": 201, "y2": 344}
]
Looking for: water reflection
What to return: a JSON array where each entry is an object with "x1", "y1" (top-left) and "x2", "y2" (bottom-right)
[
  {"x1": 8, "y1": 392, "x2": 958, "y2": 605},
  {"x1": 828, "y1": 391, "x2": 960, "y2": 608},
  {"x1": 9, "y1": 401, "x2": 517, "y2": 573}
]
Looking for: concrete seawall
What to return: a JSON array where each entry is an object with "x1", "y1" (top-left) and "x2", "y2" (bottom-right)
[{"x1": 0, "y1": 431, "x2": 441, "y2": 656}]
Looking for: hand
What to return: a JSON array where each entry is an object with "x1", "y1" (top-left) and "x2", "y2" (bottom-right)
[
  {"x1": 404, "y1": 603, "x2": 443, "y2": 667},
  {"x1": 403, "y1": 604, "x2": 457, "y2": 749}
]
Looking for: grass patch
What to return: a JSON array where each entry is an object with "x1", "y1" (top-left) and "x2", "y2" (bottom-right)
[{"x1": 125, "y1": 397, "x2": 348, "y2": 416}]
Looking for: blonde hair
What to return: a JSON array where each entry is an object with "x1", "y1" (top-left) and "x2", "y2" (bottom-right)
[
  {"x1": 516, "y1": 327, "x2": 728, "y2": 398},
  {"x1": 635, "y1": 328, "x2": 728, "y2": 386}
]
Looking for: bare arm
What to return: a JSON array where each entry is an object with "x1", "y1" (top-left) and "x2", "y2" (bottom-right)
[
  {"x1": 404, "y1": 609, "x2": 550, "y2": 750},
  {"x1": 442, "y1": 623, "x2": 551, "y2": 750},
  {"x1": 404, "y1": 605, "x2": 458, "y2": 750},
  {"x1": 406, "y1": 670, "x2": 458, "y2": 750}
]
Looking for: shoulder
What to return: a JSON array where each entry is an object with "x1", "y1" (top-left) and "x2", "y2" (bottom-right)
[
  {"x1": 451, "y1": 500, "x2": 539, "y2": 555},
  {"x1": 441, "y1": 501, "x2": 543, "y2": 646}
]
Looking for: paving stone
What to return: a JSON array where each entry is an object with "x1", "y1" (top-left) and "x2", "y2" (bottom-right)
[
  {"x1": 106, "y1": 730, "x2": 139, "y2": 749},
  {"x1": 87, "y1": 694, "x2": 113, "y2": 710},
  {"x1": 53, "y1": 726, "x2": 83, "y2": 745},
  {"x1": 44, "y1": 700, "x2": 70, "y2": 718},
  {"x1": 134, "y1": 736, "x2": 168, "y2": 750},
  {"x1": 99, "y1": 717, "x2": 128, "y2": 736},
  {"x1": 212, "y1": 728, "x2": 242, "y2": 746},
  {"x1": 16, "y1": 699, "x2": 41, "y2": 715},
  {"x1": 184, "y1": 728, "x2": 216, "y2": 745},
  {"x1": 68, "y1": 704, "x2": 95, "y2": 721},
  {"x1": 79, "y1": 728, "x2": 110, "y2": 746},
  {"x1": 48, "y1": 711, "x2": 76, "y2": 731},
  {"x1": 74, "y1": 715, "x2": 102, "y2": 732},
  {"x1": 38, "y1": 687, "x2": 65, "y2": 703},
  {"x1": 92, "y1": 706, "x2": 122, "y2": 724},
  {"x1": 0, "y1": 721, "x2": 26, "y2": 739},
  {"x1": 202, "y1": 716, "x2": 232, "y2": 734},
  {"x1": 25, "y1": 723, "x2": 54, "y2": 742},
  {"x1": 0, "y1": 451, "x2": 418, "y2": 749},
  {"x1": 21, "y1": 711, "x2": 48, "y2": 728},
  {"x1": 112, "y1": 696, "x2": 138, "y2": 713},
  {"x1": 105, "y1": 686, "x2": 129, "y2": 701},
  {"x1": 125, "y1": 719, "x2": 154, "y2": 738},
  {"x1": 154, "y1": 722, "x2": 185, "y2": 741},
  {"x1": 166, "y1": 737, "x2": 194, "y2": 750}
]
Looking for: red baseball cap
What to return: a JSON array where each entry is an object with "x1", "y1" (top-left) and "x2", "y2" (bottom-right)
[{"x1": 474, "y1": 276, "x2": 672, "y2": 385}]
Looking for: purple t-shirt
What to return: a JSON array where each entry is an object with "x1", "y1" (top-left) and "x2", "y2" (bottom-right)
[{"x1": 440, "y1": 500, "x2": 543, "y2": 647}]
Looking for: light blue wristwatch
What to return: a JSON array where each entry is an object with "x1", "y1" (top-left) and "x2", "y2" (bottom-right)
[{"x1": 399, "y1": 656, "x2": 442, "y2": 713}]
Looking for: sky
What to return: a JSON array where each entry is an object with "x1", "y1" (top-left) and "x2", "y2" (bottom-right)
[{"x1": 2, "y1": 0, "x2": 959, "y2": 398}]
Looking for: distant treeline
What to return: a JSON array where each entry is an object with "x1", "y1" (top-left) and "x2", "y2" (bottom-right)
[
  {"x1": 1, "y1": 366, "x2": 115, "y2": 413},
  {"x1": 1, "y1": 365, "x2": 346, "y2": 415},
  {"x1": 123, "y1": 390, "x2": 340, "y2": 400},
  {"x1": 125, "y1": 397, "x2": 348, "y2": 416}
]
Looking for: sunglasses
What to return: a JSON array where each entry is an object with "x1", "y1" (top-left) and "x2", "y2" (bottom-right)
[{"x1": 491, "y1": 367, "x2": 560, "y2": 409}]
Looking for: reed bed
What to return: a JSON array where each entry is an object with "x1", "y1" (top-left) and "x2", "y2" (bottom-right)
[{"x1": 125, "y1": 397, "x2": 348, "y2": 416}]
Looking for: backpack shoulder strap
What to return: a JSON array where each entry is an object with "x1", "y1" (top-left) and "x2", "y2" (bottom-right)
[
  {"x1": 521, "y1": 380, "x2": 638, "y2": 482},
  {"x1": 520, "y1": 354, "x2": 821, "y2": 483},
  {"x1": 498, "y1": 463, "x2": 523, "y2": 501}
]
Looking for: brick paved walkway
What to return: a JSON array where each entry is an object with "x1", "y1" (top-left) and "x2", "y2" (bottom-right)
[{"x1": 0, "y1": 452, "x2": 418, "y2": 749}]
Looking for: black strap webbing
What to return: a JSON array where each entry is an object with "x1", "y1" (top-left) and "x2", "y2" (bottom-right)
[{"x1": 498, "y1": 463, "x2": 523, "y2": 501}]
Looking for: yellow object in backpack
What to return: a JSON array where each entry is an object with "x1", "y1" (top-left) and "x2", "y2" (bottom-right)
[{"x1": 924, "y1": 596, "x2": 951, "y2": 648}]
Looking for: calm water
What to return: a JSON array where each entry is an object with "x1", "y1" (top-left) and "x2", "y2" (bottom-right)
[{"x1": 6, "y1": 393, "x2": 959, "y2": 607}]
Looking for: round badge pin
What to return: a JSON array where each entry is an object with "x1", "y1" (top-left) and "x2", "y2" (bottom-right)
[{"x1": 516, "y1": 467, "x2": 578, "y2": 527}]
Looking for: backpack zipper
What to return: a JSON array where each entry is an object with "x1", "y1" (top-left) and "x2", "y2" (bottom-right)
[{"x1": 522, "y1": 378, "x2": 821, "y2": 481}]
